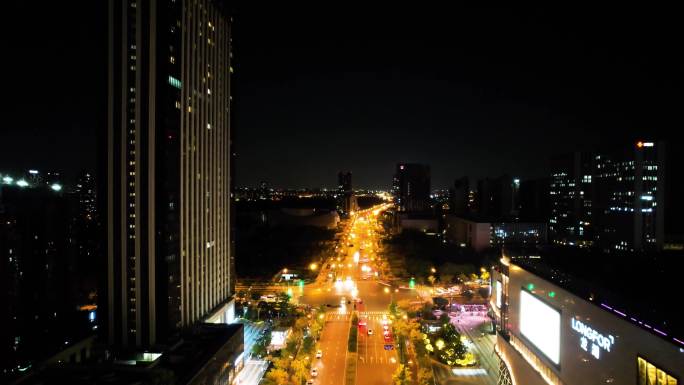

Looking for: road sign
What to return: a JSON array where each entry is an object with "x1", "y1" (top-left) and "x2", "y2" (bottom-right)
[{"x1": 384, "y1": 344, "x2": 394, "y2": 350}]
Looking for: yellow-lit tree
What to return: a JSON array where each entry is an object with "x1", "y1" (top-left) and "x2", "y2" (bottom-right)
[
  {"x1": 265, "y1": 368, "x2": 289, "y2": 385},
  {"x1": 392, "y1": 364, "x2": 412, "y2": 385}
]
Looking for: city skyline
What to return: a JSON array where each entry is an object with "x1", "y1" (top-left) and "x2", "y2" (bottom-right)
[
  {"x1": 1, "y1": 5, "x2": 681, "y2": 189},
  {"x1": 2, "y1": 4, "x2": 683, "y2": 385}
]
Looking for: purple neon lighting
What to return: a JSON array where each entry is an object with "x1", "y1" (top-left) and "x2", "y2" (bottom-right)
[{"x1": 598, "y1": 302, "x2": 684, "y2": 348}]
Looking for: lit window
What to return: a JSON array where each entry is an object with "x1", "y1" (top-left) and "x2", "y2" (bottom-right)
[
  {"x1": 168, "y1": 75, "x2": 182, "y2": 89},
  {"x1": 637, "y1": 356, "x2": 677, "y2": 385}
]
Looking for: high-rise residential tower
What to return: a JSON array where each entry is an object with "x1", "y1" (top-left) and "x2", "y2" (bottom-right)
[
  {"x1": 107, "y1": 0, "x2": 233, "y2": 348},
  {"x1": 337, "y1": 171, "x2": 356, "y2": 216},
  {"x1": 393, "y1": 163, "x2": 431, "y2": 212}
]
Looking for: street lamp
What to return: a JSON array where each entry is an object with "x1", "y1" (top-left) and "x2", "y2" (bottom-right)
[
  {"x1": 430, "y1": 267, "x2": 436, "y2": 274},
  {"x1": 310, "y1": 263, "x2": 318, "y2": 271}
]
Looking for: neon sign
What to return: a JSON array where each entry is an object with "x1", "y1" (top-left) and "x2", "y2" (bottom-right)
[{"x1": 571, "y1": 318, "x2": 615, "y2": 360}]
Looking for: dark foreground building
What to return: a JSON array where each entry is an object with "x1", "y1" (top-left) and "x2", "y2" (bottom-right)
[
  {"x1": 0, "y1": 177, "x2": 97, "y2": 380},
  {"x1": 16, "y1": 323, "x2": 244, "y2": 385}
]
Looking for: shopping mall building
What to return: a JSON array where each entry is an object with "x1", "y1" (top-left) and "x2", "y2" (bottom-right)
[{"x1": 491, "y1": 254, "x2": 683, "y2": 385}]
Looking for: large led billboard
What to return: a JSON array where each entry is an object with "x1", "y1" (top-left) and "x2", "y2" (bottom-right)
[
  {"x1": 496, "y1": 281, "x2": 502, "y2": 308},
  {"x1": 519, "y1": 289, "x2": 560, "y2": 365}
]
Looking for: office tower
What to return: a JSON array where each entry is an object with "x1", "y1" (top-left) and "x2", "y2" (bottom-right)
[
  {"x1": 450, "y1": 176, "x2": 469, "y2": 216},
  {"x1": 475, "y1": 175, "x2": 518, "y2": 220},
  {"x1": 338, "y1": 171, "x2": 352, "y2": 193},
  {"x1": 518, "y1": 177, "x2": 550, "y2": 222},
  {"x1": 394, "y1": 163, "x2": 430, "y2": 212},
  {"x1": 74, "y1": 171, "x2": 97, "y2": 222},
  {"x1": 67, "y1": 171, "x2": 100, "y2": 309},
  {"x1": 593, "y1": 141, "x2": 665, "y2": 252},
  {"x1": 107, "y1": 0, "x2": 233, "y2": 348},
  {"x1": 549, "y1": 152, "x2": 594, "y2": 247},
  {"x1": 337, "y1": 171, "x2": 356, "y2": 216}
]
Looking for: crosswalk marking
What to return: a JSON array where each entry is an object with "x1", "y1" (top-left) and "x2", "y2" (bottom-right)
[
  {"x1": 358, "y1": 356, "x2": 395, "y2": 365},
  {"x1": 358, "y1": 311, "x2": 388, "y2": 315}
]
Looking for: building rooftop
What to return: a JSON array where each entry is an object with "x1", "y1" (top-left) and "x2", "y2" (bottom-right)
[
  {"x1": 14, "y1": 323, "x2": 244, "y2": 385},
  {"x1": 507, "y1": 246, "x2": 684, "y2": 349}
]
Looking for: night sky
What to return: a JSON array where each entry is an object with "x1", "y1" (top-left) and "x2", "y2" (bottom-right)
[{"x1": 1, "y1": 5, "x2": 680, "y2": 189}]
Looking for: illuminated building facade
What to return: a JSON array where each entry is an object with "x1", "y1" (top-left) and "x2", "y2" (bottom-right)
[
  {"x1": 548, "y1": 152, "x2": 594, "y2": 247},
  {"x1": 107, "y1": 0, "x2": 233, "y2": 348},
  {"x1": 492, "y1": 257, "x2": 683, "y2": 385},
  {"x1": 592, "y1": 141, "x2": 665, "y2": 252}
]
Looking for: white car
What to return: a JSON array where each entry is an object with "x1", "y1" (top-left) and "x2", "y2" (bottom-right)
[
  {"x1": 316, "y1": 350, "x2": 323, "y2": 359},
  {"x1": 311, "y1": 368, "x2": 318, "y2": 377},
  {"x1": 367, "y1": 329, "x2": 373, "y2": 336}
]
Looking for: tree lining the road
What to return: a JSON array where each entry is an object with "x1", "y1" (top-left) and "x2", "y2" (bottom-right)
[
  {"x1": 392, "y1": 364, "x2": 411, "y2": 385},
  {"x1": 261, "y1": 299, "x2": 326, "y2": 385}
]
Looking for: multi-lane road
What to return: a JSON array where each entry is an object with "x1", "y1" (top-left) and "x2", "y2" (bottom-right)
[
  {"x1": 357, "y1": 311, "x2": 398, "y2": 385},
  {"x1": 314, "y1": 311, "x2": 351, "y2": 385},
  {"x1": 302, "y1": 205, "x2": 420, "y2": 385}
]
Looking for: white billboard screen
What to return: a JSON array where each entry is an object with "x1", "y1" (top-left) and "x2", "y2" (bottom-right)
[
  {"x1": 496, "y1": 281, "x2": 502, "y2": 308},
  {"x1": 519, "y1": 289, "x2": 560, "y2": 365}
]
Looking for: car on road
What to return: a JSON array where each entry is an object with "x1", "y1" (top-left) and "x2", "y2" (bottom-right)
[
  {"x1": 311, "y1": 368, "x2": 318, "y2": 377},
  {"x1": 307, "y1": 379, "x2": 314, "y2": 385},
  {"x1": 367, "y1": 329, "x2": 373, "y2": 335},
  {"x1": 382, "y1": 324, "x2": 389, "y2": 330},
  {"x1": 340, "y1": 297, "x2": 346, "y2": 305},
  {"x1": 316, "y1": 350, "x2": 323, "y2": 359}
]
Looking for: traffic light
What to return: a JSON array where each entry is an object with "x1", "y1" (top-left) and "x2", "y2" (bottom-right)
[{"x1": 409, "y1": 277, "x2": 415, "y2": 289}]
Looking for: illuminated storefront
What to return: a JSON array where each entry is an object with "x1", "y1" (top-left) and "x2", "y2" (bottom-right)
[{"x1": 492, "y1": 259, "x2": 683, "y2": 385}]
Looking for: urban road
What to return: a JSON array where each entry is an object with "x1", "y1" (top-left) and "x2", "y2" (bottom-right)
[{"x1": 301, "y1": 206, "x2": 418, "y2": 385}]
